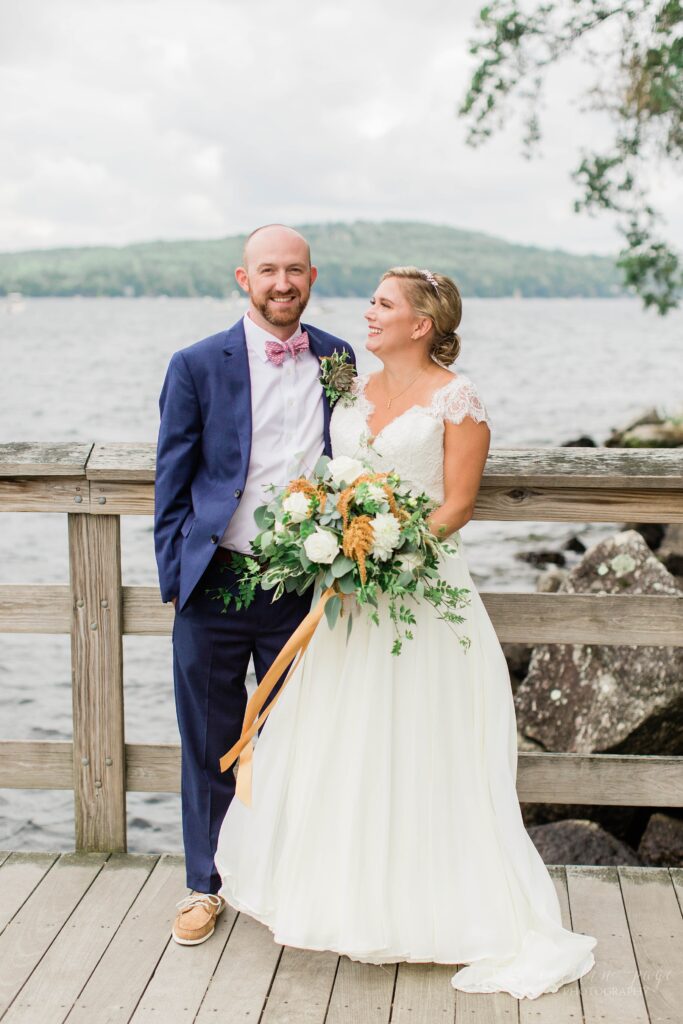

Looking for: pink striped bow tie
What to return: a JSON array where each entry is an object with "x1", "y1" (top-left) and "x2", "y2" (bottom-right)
[{"x1": 264, "y1": 331, "x2": 309, "y2": 366}]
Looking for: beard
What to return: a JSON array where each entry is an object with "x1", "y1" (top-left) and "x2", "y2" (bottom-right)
[{"x1": 253, "y1": 288, "x2": 309, "y2": 327}]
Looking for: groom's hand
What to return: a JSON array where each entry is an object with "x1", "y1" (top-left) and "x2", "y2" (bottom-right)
[{"x1": 171, "y1": 596, "x2": 178, "y2": 609}]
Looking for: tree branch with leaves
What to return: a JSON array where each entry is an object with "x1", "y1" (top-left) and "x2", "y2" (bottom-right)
[{"x1": 459, "y1": 0, "x2": 683, "y2": 313}]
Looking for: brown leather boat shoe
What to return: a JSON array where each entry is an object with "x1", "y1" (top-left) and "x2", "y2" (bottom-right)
[{"x1": 171, "y1": 892, "x2": 226, "y2": 946}]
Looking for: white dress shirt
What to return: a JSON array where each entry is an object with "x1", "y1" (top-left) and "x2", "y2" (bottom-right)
[{"x1": 220, "y1": 312, "x2": 325, "y2": 554}]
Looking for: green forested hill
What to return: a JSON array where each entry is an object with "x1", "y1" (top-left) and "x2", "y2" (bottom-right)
[{"x1": 0, "y1": 220, "x2": 624, "y2": 298}]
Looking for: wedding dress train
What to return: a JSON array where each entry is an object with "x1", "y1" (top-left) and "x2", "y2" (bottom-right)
[{"x1": 214, "y1": 372, "x2": 597, "y2": 999}]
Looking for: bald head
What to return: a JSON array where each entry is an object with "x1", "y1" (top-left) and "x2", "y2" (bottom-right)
[{"x1": 242, "y1": 224, "x2": 311, "y2": 270}]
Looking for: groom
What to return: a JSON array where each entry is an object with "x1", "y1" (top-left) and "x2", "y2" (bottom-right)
[{"x1": 154, "y1": 224, "x2": 354, "y2": 945}]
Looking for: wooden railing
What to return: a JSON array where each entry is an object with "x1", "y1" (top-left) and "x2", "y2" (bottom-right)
[{"x1": 1, "y1": 441, "x2": 682, "y2": 852}]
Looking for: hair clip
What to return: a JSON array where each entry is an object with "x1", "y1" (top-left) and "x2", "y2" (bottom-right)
[{"x1": 420, "y1": 269, "x2": 439, "y2": 294}]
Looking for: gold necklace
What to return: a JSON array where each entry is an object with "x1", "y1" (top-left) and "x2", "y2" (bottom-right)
[{"x1": 383, "y1": 368, "x2": 425, "y2": 409}]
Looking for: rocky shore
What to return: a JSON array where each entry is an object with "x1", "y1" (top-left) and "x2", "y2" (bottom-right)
[{"x1": 509, "y1": 406, "x2": 683, "y2": 867}]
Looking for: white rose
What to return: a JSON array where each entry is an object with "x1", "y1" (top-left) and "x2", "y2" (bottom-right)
[
  {"x1": 370, "y1": 512, "x2": 401, "y2": 561},
  {"x1": 273, "y1": 519, "x2": 287, "y2": 534},
  {"x1": 396, "y1": 551, "x2": 423, "y2": 573},
  {"x1": 282, "y1": 491, "x2": 311, "y2": 523},
  {"x1": 327, "y1": 456, "x2": 365, "y2": 487},
  {"x1": 303, "y1": 527, "x2": 341, "y2": 565}
]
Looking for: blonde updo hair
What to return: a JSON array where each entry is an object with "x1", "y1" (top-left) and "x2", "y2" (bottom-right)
[{"x1": 380, "y1": 266, "x2": 462, "y2": 366}]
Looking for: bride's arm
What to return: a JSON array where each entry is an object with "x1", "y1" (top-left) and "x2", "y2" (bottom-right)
[{"x1": 428, "y1": 417, "x2": 491, "y2": 539}]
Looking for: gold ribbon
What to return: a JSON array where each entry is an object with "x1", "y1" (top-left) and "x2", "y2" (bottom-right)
[{"x1": 219, "y1": 585, "x2": 337, "y2": 806}]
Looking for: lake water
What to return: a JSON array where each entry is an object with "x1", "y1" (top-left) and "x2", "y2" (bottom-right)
[{"x1": 1, "y1": 295, "x2": 681, "y2": 853}]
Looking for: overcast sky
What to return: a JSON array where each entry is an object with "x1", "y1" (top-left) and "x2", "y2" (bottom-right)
[{"x1": 2, "y1": 0, "x2": 681, "y2": 256}]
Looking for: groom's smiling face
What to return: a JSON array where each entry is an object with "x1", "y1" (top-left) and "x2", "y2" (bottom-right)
[{"x1": 236, "y1": 225, "x2": 318, "y2": 337}]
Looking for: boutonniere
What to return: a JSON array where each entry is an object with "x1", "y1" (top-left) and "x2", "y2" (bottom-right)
[{"x1": 319, "y1": 350, "x2": 358, "y2": 408}]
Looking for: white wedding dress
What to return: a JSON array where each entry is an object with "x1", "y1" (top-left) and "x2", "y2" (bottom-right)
[{"x1": 215, "y1": 372, "x2": 597, "y2": 999}]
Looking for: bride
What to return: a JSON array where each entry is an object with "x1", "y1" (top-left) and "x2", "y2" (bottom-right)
[{"x1": 214, "y1": 266, "x2": 597, "y2": 999}]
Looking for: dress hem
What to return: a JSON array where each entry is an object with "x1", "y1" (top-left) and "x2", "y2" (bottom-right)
[{"x1": 218, "y1": 886, "x2": 596, "y2": 1001}]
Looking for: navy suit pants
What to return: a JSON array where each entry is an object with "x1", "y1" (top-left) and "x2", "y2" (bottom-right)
[{"x1": 172, "y1": 551, "x2": 312, "y2": 894}]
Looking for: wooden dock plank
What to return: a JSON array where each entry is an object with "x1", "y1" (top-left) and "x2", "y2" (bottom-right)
[
  {"x1": 454, "y1": 970, "x2": 520, "y2": 1022},
  {"x1": 195, "y1": 913, "x2": 282, "y2": 1024},
  {"x1": 259, "y1": 946, "x2": 339, "y2": 1024},
  {"x1": 64, "y1": 854, "x2": 184, "y2": 1024},
  {"x1": 0, "y1": 853, "x2": 58, "y2": 934},
  {"x1": 2, "y1": 854, "x2": 156, "y2": 1024},
  {"x1": 326, "y1": 959, "x2": 396, "y2": 1024},
  {"x1": 130, "y1": 902, "x2": 237, "y2": 1024},
  {"x1": 619, "y1": 866, "x2": 683, "y2": 1024},
  {"x1": 518, "y1": 868, "x2": 583, "y2": 1024},
  {"x1": 391, "y1": 963, "x2": 456, "y2": 1023},
  {"x1": 0, "y1": 853, "x2": 107, "y2": 1018},
  {"x1": 566, "y1": 865, "x2": 648, "y2": 1024}
]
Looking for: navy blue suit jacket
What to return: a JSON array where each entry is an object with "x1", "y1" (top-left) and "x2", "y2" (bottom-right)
[{"x1": 154, "y1": 317, "x2": 355, "y2": 611}]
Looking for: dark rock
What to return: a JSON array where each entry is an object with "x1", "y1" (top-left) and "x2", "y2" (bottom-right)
[
  {"x1": 561, "y1": 436, "x2": 597, "y2": 448},
  {"x1": 637, "y1": 812, "x2": 683, "y2": 867},
  {"x1": 514, "y1": 530, "x2": 683, "y2": 755},
  {"x1": 663, "y1": 553, "x2": 683, "y2": 578},
  {"x1": 521, "y1": 802, "x2": 651, "y2": 848},
  {"x1": 503, "y1": 643, "x2": 533, "y2": 680},
  {"x1": 527, "y1": 819, "x2": 642, "y2": 865},
  {"x1": 564, "y1": 536, "x2": 587, "y2": 554},
  {"x1": 658, "y1": 525, "x2": 683, "y2": 580},
  {"x1": 516, "y1": 550, "x2": 567, "y2": 568}
]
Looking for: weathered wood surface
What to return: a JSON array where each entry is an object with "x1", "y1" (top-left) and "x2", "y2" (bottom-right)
[
  {"x1": 68, "y1": 513, "x2": 126, "y2": 852},
  {"x1": 473, "y1": 485, "x2": 683, "y2": 524},
  {"x1": 1, "y1": 445, "x2": 682, "y2": 519},
  {"x1": 0, "y1": 477, "x2": 90, "y2": 513},
  {"x1": 618, "y1": 866, "x2": 683, "y2": 1024},
  {"x1": 0, "y1": 853, "x2": 107, "y2": 1017},
  {"x1": 2, "y1": 741, "x2": 682, "y2": 809},
  {"x1": 565, "y1": 866, "x2": 650, "y2": 1023},
  {"x1": 0, "y1": 586, "x2": 72, "y2": 633},
  {"x1": 60, "y1": 481, "x2": 683, "y2": 520},
  {"x1": 4, "y1": 584, "x2": 681, "y2": 647},
  {"x1": 0, "y1": 443, "x2": 93, "y2": 477},
  {"x1": 121, "y1": 588, "x2": 683, "y2": 645},
  {"x1": 1, "y1": 853, "x2": 681, "y2": 1022},
  {"x1": 0, "y1": 852, "x2": 58, "y2": 933},
  {"x1": 3, "y1": 854, "x2": 156, "y2": 1024},
  {"x1": 86, "y1": 443, "x2": 157, "y2": 481},
  {"x1": 64, "y1": 855, "x2": 184, "y2": 1024},
  {"x1": 10, "y1": 442, "x2": 676, "y2": 488}
]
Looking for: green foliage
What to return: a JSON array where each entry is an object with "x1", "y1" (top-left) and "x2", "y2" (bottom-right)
[
  {"x1": 460, "y1": 0, "x2": 683, "y2": 313},
  {"x1": 0, "y1": 221, "x2": 625, "y2": 299}
]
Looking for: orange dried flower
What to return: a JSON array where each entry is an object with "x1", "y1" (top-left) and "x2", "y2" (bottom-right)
[{"x1": 342, "y1": 514, "x2": 374, "y2": 585}]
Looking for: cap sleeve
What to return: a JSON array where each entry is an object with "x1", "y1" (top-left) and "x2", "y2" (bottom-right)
[{"x1": 433, "y1": 375, "x2": 491, "y2": 428}]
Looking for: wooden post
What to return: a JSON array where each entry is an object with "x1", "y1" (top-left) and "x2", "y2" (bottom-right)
[{"x1": 68, "y1": 512, "x2": 126, "y2": 852}]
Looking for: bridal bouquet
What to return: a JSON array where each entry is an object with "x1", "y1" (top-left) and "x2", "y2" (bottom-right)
[{"x1": 208, "y1": 455, "x2": 471, "y2": 656}]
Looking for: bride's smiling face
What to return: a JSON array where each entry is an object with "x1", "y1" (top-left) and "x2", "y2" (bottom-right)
[{"x1": 364, "y1": 277, "x2": 430, "y2": 356}]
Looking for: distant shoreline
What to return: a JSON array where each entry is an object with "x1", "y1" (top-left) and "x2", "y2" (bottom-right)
[{"x1": 0, "y1": 220, "x2": 626, "y2": 301}]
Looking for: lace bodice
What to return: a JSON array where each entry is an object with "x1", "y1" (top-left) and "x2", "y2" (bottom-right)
[{"x1": 330, "y1": 372, "x2": 491, "y2": 503}]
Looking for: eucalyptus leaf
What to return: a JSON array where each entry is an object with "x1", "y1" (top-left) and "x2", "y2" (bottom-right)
[
  {"x1": 324, "y1": 595, "x2": 342, "y2": 630},
  {"x1": 331, "y1": 554, "x2": 356, "y2": 578},
  {"x1": 337, "y1": 572, "x2": 357, "y2": 595},
  {"x1": 314, "y1": 455, "x2": 330, "y2": 477},
  {"x1": 254, "y1": 505, "x2": 274, "y2": 530}
]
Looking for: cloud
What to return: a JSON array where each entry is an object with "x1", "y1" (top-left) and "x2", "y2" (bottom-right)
[{"x1": 0, "y1": 0, "x2": 680, "y2": 255}]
